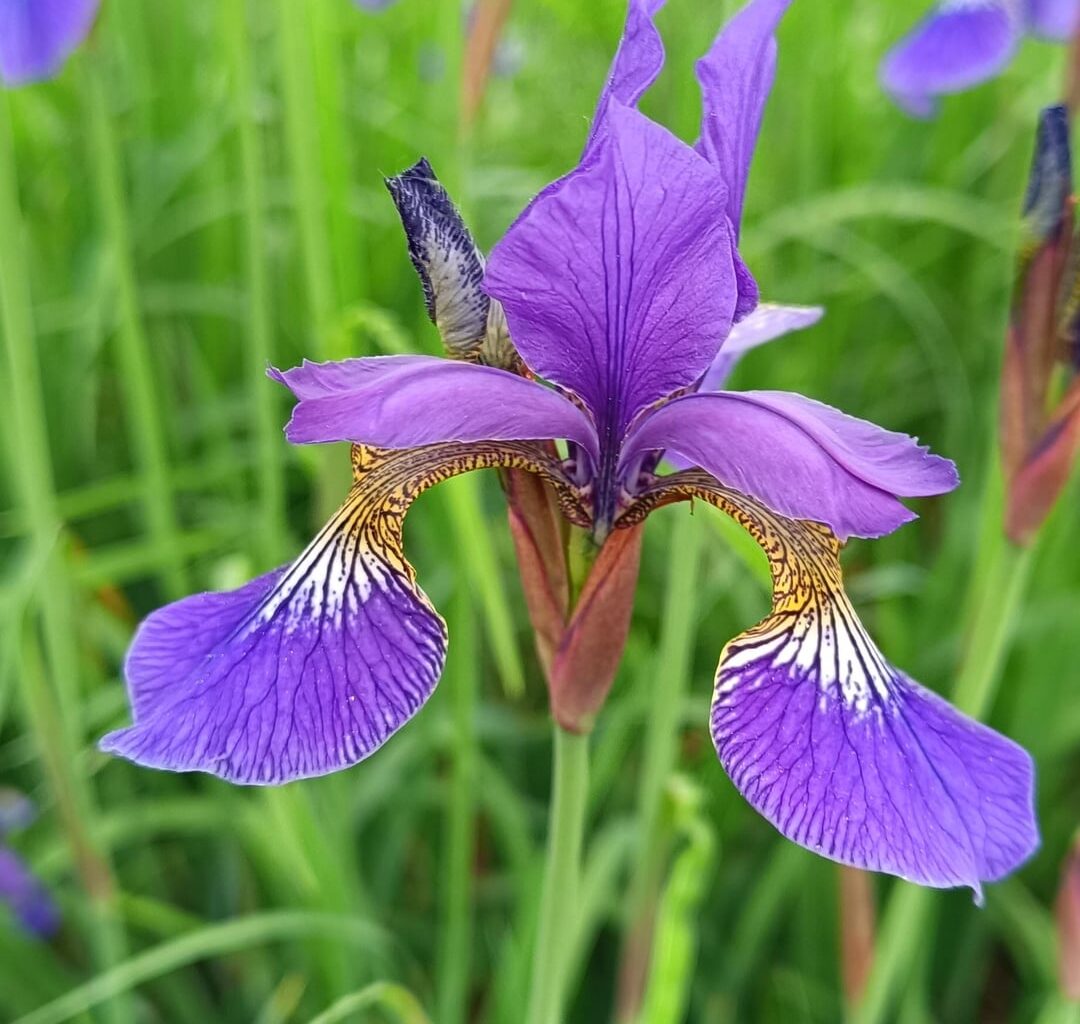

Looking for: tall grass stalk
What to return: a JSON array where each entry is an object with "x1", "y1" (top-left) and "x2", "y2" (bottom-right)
[
  {"x1": 275, "y1": 0, "x2": 335, "y2": 355},
  {"x1": 226, "y1": 0, "x2": 288, "y2": 568},
  {"x1": 0, "y1": 92, "x2": 132, "y2": 1024},
  {"x1": 617, "y1": 514, "x2": 705, "y2": 1019},
  {"x1": 83, "y1": 58, "x2": 187, "y2": 601},
  {"x1": 526, "y1": 727, "x2": 590, "y2": 1024},
  {"x1": 437, "y1": 588, "x2": 479, "y2": 1024}
]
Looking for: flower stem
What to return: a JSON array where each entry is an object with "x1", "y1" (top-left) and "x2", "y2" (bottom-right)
[
  {"x1": 526, "y1": 727, "x2": 590, "y2": 1024},
  {"x1": 83, "y1": 56, "x2": 187, "y2": 601},
  {"x1": 616, "y1": 516, "x2": 704, "y2": 1020}
]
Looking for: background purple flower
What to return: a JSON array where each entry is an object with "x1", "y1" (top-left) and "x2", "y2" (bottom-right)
[
  {"x1": 881, "y1": 0, "x2": 1079, "y2": 117},
  {"x1": 0, "y1": 0, "x2": 100, "y2": 87},
  {"x1": 0, "y1": 791, "x2": 58, "y2": 939}
]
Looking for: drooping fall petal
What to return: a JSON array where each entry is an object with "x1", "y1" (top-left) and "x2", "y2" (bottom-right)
[
  {"x1": 629, "y1": 474, "x2": 1039, "y2": 897},
  {"x1": 622, "y1": 390, "x2": 957, "y2": 540},
  {"x1": 101, "y1": 442, "x2": 584, "y2": 784}
]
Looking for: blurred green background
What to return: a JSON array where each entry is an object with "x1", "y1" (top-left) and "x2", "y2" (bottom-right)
[{"x1": 1, "y1": 0, "x2": 1079, "y2": 1021}]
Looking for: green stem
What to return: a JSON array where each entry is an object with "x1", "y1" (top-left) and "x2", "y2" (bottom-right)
[
  {"x1": 226, "y1": 0, "x2": 288, "y2": 568},
  {"x1": 616, "y1": 518, "x2": 704, "y2": 1020},
  {"x1": 437, "y1": 592, "x2": 478, "y2": 1024},
  {"x1": 952, "y1": 537, "x2": 1035, "y2": 718},
  {"x1": 83, "y1": 58, "x2": 186, "y2": 600},
  {"x1": 854, "y1": 524, "x2": 1036, "y2": 1024},
  {"x1": 275, "y1": 0, "x2": 334, "y2": 352},
  {"x1": 0, "y1": 92, "x2": 132, "y2": 1024},
  {"x1": 526, "y1": 728, "x2": 590, "y2": 1024}
]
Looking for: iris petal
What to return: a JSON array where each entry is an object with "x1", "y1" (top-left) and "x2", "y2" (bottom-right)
[
  {"x1": 101, "y1": 442, "x2": 583, "y2": 784},
  {"x1": 586, "y1": 0, "x2": 667, "y2": 152},
  {"x1": 622, "y1": 389, "x2": 957, "y2": 540},
  {"x1": 0, "y1": 0, "x2": 100, "y2": 86},
  {"x1": 1025, "y1": 0, "x2": 1080, "y2": 39},
  {"x1": 698, "y1": 303, "x2": 824, "y2": 392},
  {"x1": 486, "y1": 101, "x2": 737, "y2": 441},
  {"x1": 271, "y1": 355, "x2": 600, "y2": 463},
  {"x1": 879, "y1": 1, "x2": 1019, "y2": 118},
  {"x1": 695, "y1": 0, "x2": 792, "y2": 234},
  {"x1": 628, "y1": 474, "x2": 1039, "y2": 897}
]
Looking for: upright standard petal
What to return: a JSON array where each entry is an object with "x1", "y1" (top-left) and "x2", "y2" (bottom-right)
[
  {"x1": 0, "y1": 0, "x2": 99, "y2": 86},
  {"x1": 695, "y1": 0, "x2": 792, "y2": 232},
  {"x1": 101, "y1": 441, "x2": 583, "y2": 784},
  {"x1": 628, "y1": 474, "x2": 1039, "y2": 897},
  {"x1": 271, "y1": 355, "x2": 600, "y2": 462},
  {"x1": 486, "y1": 101, "x2": 737, "y2": 442},
  {"x1": 586, "y1": 0, "x2": 667, "y2": 150},
  {"x1": 622, "y1": 390, "x2": 958, "y2": 539},
  {"x1": 880, "y1": 1, "x2": 1019, "y2": 117},
  {"x1": 698, "y1": 303, "x2": 823, "y2": 392},
  {"x1": 1025, "y1": 0, "x2": 1080, "y2": 38}
]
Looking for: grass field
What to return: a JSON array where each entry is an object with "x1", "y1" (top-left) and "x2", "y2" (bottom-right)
[{"x1": 1, "y1": 1, "x2": 1079, "y2": 1021}]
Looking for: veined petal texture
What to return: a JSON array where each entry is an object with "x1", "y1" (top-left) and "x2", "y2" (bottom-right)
[
  {"x1": 630, "y1": 474, "x2": 1039, "y2": 897},
  {"x1": 271, "y1": 355, "x2": 600, "y2": 462},
  {"x1": 100, "y1": 442, "x2": 581, "y2": 784},
  {"x1": 623, "y1": 389, "x2": 957, "y2": 539},
  {"x1": 486, "y1": 101, "x2": 738, "y2": 441}
]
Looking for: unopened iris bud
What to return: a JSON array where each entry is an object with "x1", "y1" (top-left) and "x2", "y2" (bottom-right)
[
  {"x1": 1056, "y1": 836, "x2": 1080, "y2": 1001},
  {"x1": 1002, "y1": 104, "x2": 1080, "y2": 544}
]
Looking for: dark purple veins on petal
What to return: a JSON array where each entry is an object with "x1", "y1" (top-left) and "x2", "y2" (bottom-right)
[
  {"x1": 647, "y1": 478, "x2": 1039, "y2": 897},
  {"x1": 486, "y1": 101, "x2": 737, "y2": 474},
  {"x1": 100, "y1": 457, "x2": 450, "y2": 785}
]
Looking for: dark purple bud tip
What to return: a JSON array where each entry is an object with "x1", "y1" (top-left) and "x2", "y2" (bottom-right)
[{"x1": 1023, "y1": 104, "x2": 1073, "y2": 243}]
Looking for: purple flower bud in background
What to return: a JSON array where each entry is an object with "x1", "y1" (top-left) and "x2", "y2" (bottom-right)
[
  {"x1": 352, "y1": 0, "x2": 399, "y2": 12},
  {"x1": 1057, "y1": 836, "x2": 1080, "y2": 1000},
  {"x1": 880, "y1": 0, "x2": 1080, "y2": 117},
  {"x1": 0, "y1": 790, "x2": 59, "y2": 939},
  {"x1": 1002, "y1": 104, "x2": 1080, "y2": 543},
  {"x1": 0, "y1": 0, "x2": 101, "y2": 87}
]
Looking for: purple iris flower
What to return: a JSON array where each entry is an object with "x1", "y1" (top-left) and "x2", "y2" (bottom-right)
[
  {"x1": 0, "y1": 0, "x2": 100, "y2": 87},
  {"x1": 881, "y1": 0, "x2": 1080, "y2": 117},
  {"x1": 101, "y1": 0, "x2": 1038, "y2": 898},
  {"x1": 0, "y1": 791, "x2": 59, "y2": 938}
]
